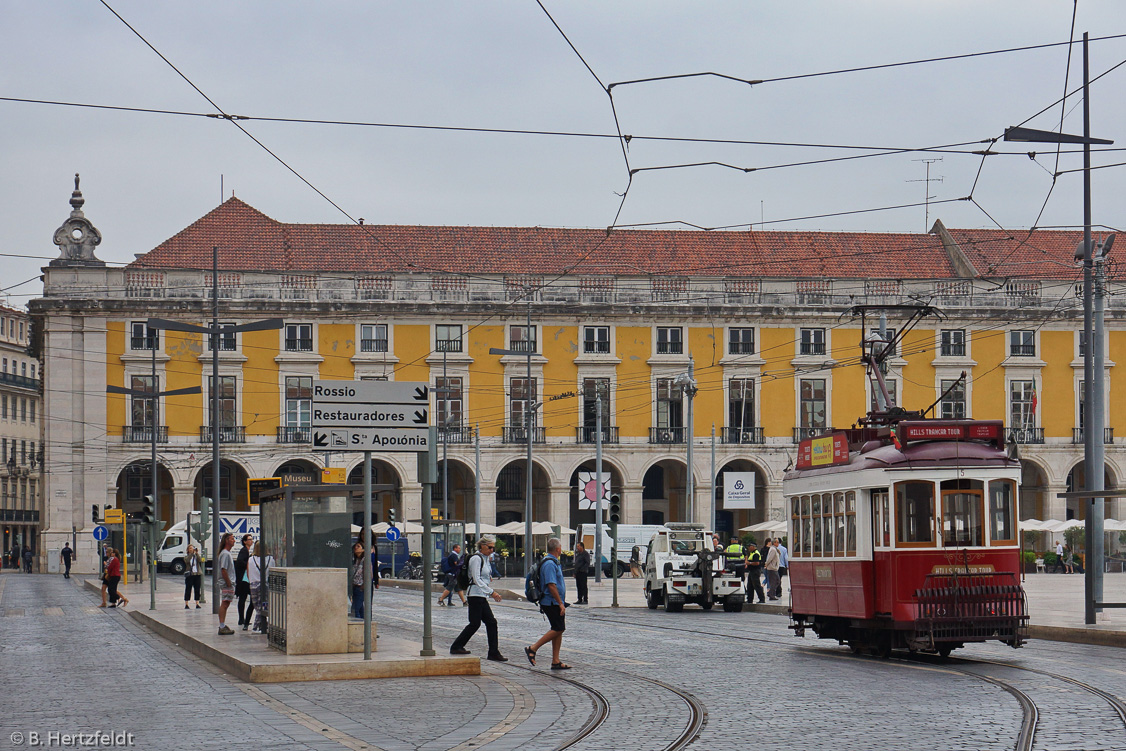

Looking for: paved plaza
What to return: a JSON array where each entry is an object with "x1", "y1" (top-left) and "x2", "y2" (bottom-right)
[{"x1": 3, "y1": 571, "x2": 1126, "y2": 751}]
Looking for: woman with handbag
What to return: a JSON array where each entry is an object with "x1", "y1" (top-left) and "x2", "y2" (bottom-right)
[
  {"x1": 183, "y1": 544, "x2": 203, "y2": 609},
  {"x1": 105, "y1": 548, "x2": 128, "y2": 608}
]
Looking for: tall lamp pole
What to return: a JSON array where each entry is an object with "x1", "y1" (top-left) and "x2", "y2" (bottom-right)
[
  {"x1": 674, "y1": 358, "x2": 698, "y2": 523},
  {"x1": 1003, "y1": 32, "x2": 1114, "y2": 625}
]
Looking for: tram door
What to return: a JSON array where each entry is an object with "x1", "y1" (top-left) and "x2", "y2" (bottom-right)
[
  {"x1": 870, "y1": 489, "x2": 891, "y2": 612},
  {"x1": 871, "y1": 489, "x2": 890, "y2": 549}
]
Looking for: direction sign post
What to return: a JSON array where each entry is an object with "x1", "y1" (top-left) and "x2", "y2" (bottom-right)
[
  {"x1": 92, "y1": 525, "x2": 109, "y2": 541},
  {"x1": 385, "y1": 526, "x2": 401, "y2": 542}
]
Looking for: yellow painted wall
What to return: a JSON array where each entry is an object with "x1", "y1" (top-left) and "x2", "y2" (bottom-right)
[
  {"x1": 164, "y1": 330, "x2": 203, "y2": 438},
  {"x1": 971, "y1": 329, "x2": 1006, "y2": 420},
  {"x1": 319, "y1": 324, "x2": 354, "y2": 380},
  {"x1": 394, "y1": 325, "x2": 431, "y2": 385},
  {"x1": 759, "y1": 327, "x2": 794, "y2": 436},
  {"x1": 242, "y1": 329, "x2": 280, "y2": 435},
  {"x1": 899, "y1": 329, "x2": 934, "y2": 413},
  {"x1": 542, "y1": 325, "x2": 578, "y2": 437},
  {"x1": 466, "y1": 324, "x2": 505, "y2": 436},
  {"x1": 831, "y1": 327, "x2": 865, "y2": 427},
  {"x1": 689, "y1": 326, "x2": 723, "y2": 432},
  {"x1": 1111, "y1": 332, "x2": 1126, "y2": 434},
  {"x1": 1040, "y1": 330, "x2": 1072, "y2": 437},
  {"x1": 616, "y1": 326, "x2": 651, "y2": 438},
  {"x1": 105, "y1": 321, "x2": 125, "y2": 436}
]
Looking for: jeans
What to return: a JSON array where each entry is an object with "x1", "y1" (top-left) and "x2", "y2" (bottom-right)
[
  {"x1": 352, "y1": 584, "x2": 365, "y2": 619},
  {"x1": 452, "y1": 596, "x2": 499, "y2": 655}
]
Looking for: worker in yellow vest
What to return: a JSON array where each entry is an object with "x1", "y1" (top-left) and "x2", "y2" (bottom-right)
[
  {"x1": 744, "y1": 542, "x2": 765, "y2": 604},
  {"x1": 724, "y1": 538, "x2": 745, "y2": 578}
]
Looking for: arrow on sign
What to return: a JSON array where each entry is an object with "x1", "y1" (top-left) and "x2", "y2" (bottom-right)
[
  {"x1": 413, "y1": 409, "x2": 428, "y2": 424},
  {"x1": 413, "y1": 386, "x2": 429, "y2": 401},
  {"x1": 313, "y1": 432, "x2": 329, "y2": 447}
]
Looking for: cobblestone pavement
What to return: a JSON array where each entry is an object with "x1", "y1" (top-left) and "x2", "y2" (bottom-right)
[{"x1": 4, "y1": 573, "x2": 1126, "y2": 751}]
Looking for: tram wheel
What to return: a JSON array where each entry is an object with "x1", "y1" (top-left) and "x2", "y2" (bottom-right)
[
  {"x1": 937, "y1": 645, "x2": 954, "y2": 660},
  {"x1": 848, "y1": 642, "x2": 863, "y2": 655}
]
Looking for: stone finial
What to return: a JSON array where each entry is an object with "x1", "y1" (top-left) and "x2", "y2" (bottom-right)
[{"x1": 51, "y1": 173, "x2": 105, "y2": 267}]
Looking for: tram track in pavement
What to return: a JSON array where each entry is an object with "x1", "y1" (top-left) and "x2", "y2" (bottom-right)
[{"x1": 376, "y1": 607, "x2": 706, "y2": 751}]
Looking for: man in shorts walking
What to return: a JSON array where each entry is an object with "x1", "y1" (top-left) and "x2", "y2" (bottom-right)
[
  {"x1": 525, "y1": 537, "x2": 571, "y2": 670},
  {"x1": 216, "y1": 532, "x2": 237, "y2": 635}
]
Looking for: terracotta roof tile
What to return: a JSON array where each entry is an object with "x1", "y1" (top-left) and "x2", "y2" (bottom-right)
[{"x1": 129, "y1": 197, "x2": 1082, "y2": 280}]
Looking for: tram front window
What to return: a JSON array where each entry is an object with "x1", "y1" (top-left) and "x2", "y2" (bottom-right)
[
  {"x1": 989, "y1": 479, "x2": 1017, "y2": 545},
  {"x1": 895, "y1": 481, "x2": 934, "y2": 544},
  {"x1": 941, "y1": 479, "x2": 984, "y2": 547}
]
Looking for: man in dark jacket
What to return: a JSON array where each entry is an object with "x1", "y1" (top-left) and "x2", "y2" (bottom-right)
[
  {"x1": 744, "y1": 542, "x2": 765, "y2": 604},
  {"x1": 235, "y1": 535, "x2": 255, "y2": 629},
  {"x1": 573, "y1": 541, "x2": 591, "y2": 605}
]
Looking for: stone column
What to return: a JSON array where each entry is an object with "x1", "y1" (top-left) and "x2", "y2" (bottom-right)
[
  {"x1": 622, "y1": 484, "x2": 644, "y2": 526},
  {"x1": 548, "y1": 485, "x2": 571, "y2": 530},
  {"x1": 477, "y1": 486, "x2": 498, "y2": 526},
  {"x1": 172, "y1": 485, "x2": 196, "y2": 526},
  {"x1": 401, "y1": 484, "x2": 424, "y2": 523}
]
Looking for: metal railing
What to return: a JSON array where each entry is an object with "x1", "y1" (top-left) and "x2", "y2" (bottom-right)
[
  {"x1": 284, "y1": 338, "x2": 313, "y2": 352},
  {"x1": 267, "y1": 568, "x2": 287, "y2": 652},
  {"x1": 577, "y1": 426, "x2": 619, "y2": 444},
  {"x1": 583, "y1": 340, "x2": 611, "y2": 354},
  {"x1": 122, "y1": 425, "x2": 168, "y2": 443},
  {"x1": 435, "y1": 339, "x2": 462, "y2": 353},
  {"x1": 276, "y1": 426, "x2": 311, "y2": 443},
  {"x1": 360, "y1": 338, "x2": 388, "y2": 353},
  {"x1": 199, "y1": 425, "x2": 247, "y2": 443},
  {"x1": 1007, "y1": 426, "x2": 1044, "y2": 444},
  {"x1": 0, "y1": 373, "x2": 40, "y2": 391},
  {"x1": 799, "y1": 342, "x2": 825, "y2": 356},
  {"x1": 913, "y1": 572, "x2": 1028, "y2": 648},
  {"x1": 439, "y1": 425, "x2": 475, "y2": 444},
  {"x1": 1073, "y1": 427, "x2": 1114, "y2": 444},
  {"x1": 722, "y1": 426, "x2": 764, "y2": 444},
  {"x1": 507, "y1": 340, "x2": 537, "y2": 353},
  {"x1": 793, "y1": 426, "x2": 828, "y2": 442},
  {"x1": 503, "y1": 426, "x2": 545, "y2": 444},
  {"x1": 650, "y1": 426, "x2": 686, "y2": 444},
  {"x1": 728, "y1": 342, "x2": 756, "y2": 355},
  {"x1": 1009, "y1": 344, "x2": 1036, "y2": 357},
  {"x1": 656, "y1": 341, "x2": 683, "y2": 355}
]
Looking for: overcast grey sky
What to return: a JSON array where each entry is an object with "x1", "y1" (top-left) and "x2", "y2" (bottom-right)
[{"x1": 3, "y1": 1, "x2": 1125, "y2": 307}]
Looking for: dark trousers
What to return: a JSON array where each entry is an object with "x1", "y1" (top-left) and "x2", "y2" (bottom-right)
[
  {"x1": 63, "y1": 561, "x2": 72, "y2": 578},
  {"x1": 184, "y1": 574, "x2": 202, "y2": 602},
  {"x1": 746, "y1": 568, "x2": 765, "y2": 603},
  {"x1": 237, "y1": 581, "x2": 254, "y2": 624},
  {"x1": 107, "y1": 576, "x2": 122, "y2": 604},
  {"x1": 452, "y1": 596, "x2": 499, "y2": 655},
  {"x1": 575, "y1": 573, "x2": 588, "y2": 603},
  {"x1": 775, "y1": 567, "x2": 787, "y2": 598},
  {"x1": 351, "y1": 584, "x2": 365, "y2": 619}
]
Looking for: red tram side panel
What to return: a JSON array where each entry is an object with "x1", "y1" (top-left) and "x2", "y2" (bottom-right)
[{"x1": 790, "y1": 560, "x2": 874, "y2": 620}]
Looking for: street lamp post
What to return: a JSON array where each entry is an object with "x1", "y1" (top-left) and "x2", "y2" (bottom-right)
[
  {"x1": 1003, "y1": 32, "x2": 1114, "y2": 625},
  {"x1": 489, "y1": 296, "x2": 539, "y2": 575},
  {"x1": 674, "y1": 358, "x2": 698, "y2": 523}
]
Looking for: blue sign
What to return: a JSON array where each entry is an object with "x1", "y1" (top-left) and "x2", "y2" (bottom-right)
[
  {"x1": 385, "y1": 525, "x2": 401, "y2": 542},
  {"x1": 92, "y1": 525, "x2": 109, "y2": 541}
]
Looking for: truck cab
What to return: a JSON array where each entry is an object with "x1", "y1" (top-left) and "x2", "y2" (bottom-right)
[{"x1": 643, "y1": 523, "x2": 745, "y2": 612}]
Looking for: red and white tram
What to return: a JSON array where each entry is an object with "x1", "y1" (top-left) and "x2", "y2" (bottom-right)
[{"x1": 785, "y1": 311, "x2": 1029, "y2": 657}]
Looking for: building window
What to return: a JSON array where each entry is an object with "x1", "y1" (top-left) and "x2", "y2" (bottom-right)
[
  {"x1": 20, "y1": 398, "x2": 26, "y2": 422},
  {"x1": 1009, "y1": 330, "x2": 1035, "y2": 357},
  {"x1": 510, "y1": 377, "x2": 537, "y2": 427},
  {"x1": 870, "y1": 379, "x2": 898, "y2": 411},
  {"x1": 285, "y1": 376, "x2": 312, "y2": 427},
  {"x1": 1010, "y1": 380, "x2": 1036, "y2": 429},
  {"x1": 510, "y1": 325, "x2": 537, "y2": 353},
  {"x1": 30, "y1": 364, "x2": 35, "y2": 380},
  {"x1": 21, "y1": 363, "x2": 26, "y2": 378},
  {"x1": 940, "y1": 379, "x2": 966, "y2": 419},
  {"x1": 729, "y1": 378, "x2": 755, "y2": 429},
  {"x1": 1, "y1": 395, "x2": 6, "y2": 419},
  {"x1": 656, "y1": 378, "x2": 683, "y2": 428},
  {"x1": 360, "y1": 324, "x2": 388, "y2": 353},
  {"x1": 209, "y1": 376, "x2": 237, "y2": 427},
  {"x1": 940, "y1": 329, "x2": 966, "y2": 357},
  {"x1": 583, "y1": 326, "x2": 610, "y2": 354},
  {"x1": 436, "y1": 324, "x2": 463, "y2": 353},
  {"x1": 800, "y1": 328, "x2": 826, "y2": 356},
  {"x1": 582, "y1": 378, "x2": 610, "y2": 428},
  {"x1": 20, "y1": 440, "x2": 26, "y2": 465},
  {"x1": 867, "y1": 327, "x2": 897, "y2": 357},
  {"x1": 208, "y1": 323, "x2": 236, "y2": 351},
  {"x1": 436, "y1": 377, "x2": 463, "y2": 428},
  {"x1": 800, "y1": 379, "x2": 827, "y2": 429},
  {"x1": 284, "y1": 324, "x2": 313, "y2": 352},
  {"x1": 130, "y1": 322, "x2": 158, "y2": 350},
  {"x1": 656, "y1": 327, "x2": 683, "y2": 355},
  {"x1": 130, "y1": 375, "x2": 157, "y2": 428},
  {"x1": 729, "y1": 328, "x2": 755, "y2": 355}
]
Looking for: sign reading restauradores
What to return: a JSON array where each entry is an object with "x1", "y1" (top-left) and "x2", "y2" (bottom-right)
[
  {"x1": 311, "y1": 380, "x2": 431, "y2": 453},
  {"x1": 795, "y1": 433, "x2": 849, "y2": 470}
]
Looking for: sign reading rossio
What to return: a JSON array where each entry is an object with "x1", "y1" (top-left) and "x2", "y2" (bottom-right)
[{"x1": 311, "y1": 380, "x2": 431, "y2": 452}]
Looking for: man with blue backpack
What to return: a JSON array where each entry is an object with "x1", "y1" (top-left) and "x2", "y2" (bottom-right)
[{"x1": 524, "y1": 537, "x2": 571, "y2": 670}]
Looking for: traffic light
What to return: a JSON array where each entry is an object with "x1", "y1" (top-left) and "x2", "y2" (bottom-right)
[
  {"x1": 609, "y1": 494, "x2": 621, "y2": 526},
  {"x1": 389, "y1": 507, "x2": 396, "y2": 524},
  {"x1": 200, "y1": 496, "x2": 212, "y2": 531},
  {"x1": 92, "y1": 504, "x2": 100, "y2": 523},
  {"x1": 141, "y1": 495, "x2": 155, "y2": 525}
]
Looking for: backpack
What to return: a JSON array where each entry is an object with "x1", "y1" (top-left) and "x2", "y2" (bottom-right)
[
  {"x1": 441, "y1": 551, "x2": 453, "y2": 575},
  {"x1": 524, "y1": 557, "x2": 547, "y2": 604},
  {"x1": 455, "y1": 553, "x2": 477, "y2": 591}
]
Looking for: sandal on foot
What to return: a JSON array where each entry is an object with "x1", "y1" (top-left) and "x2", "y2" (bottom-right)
[
  {"x1": 550, "y1": 662, "x2": 572, "y2": 670},
  {"x1": 524, "y1": 646, "x2": 537, "y2": 666}
]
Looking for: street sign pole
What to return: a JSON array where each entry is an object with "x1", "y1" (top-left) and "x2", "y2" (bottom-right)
[
  {"x1": 419, "y1": 429, "x2": 438, "y2": 657},
  {"x1": 595, "y1": 392, "x2": 603, "y2": 584},
  {"x1": 363, "y1": 451, "x2": 373, "y2": 660}
]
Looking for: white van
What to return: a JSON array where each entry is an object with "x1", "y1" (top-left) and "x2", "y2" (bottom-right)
[
  {"x1": 157, "y1": 511, "x2": 260, "y2": 575},
  {"x1": 577, "y1": 523, "x2": 669, "y2": 576}
]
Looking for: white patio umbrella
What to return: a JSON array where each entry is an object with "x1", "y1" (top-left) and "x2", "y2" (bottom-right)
[
  {"x1": 1019, "y1": 518, "x2": 1052, "y2": 531},
  {"x1": 532, "y1": 521, "x2": 577, "y2": 536},
  {"x1": 497, "y1": 521, "x2": 525, "y2": 534},
  {"x1": 1043, "y1": 519, "x2": 1083, "y2": 533},
  {"x1": 739, "y1": 520, "x2": 787, "y2": 533},
  {"x1": 371, "y1": 521, "x2": 425, "y2": 534},
  {"x1": 1102, "y1": 519, "x2": 1126, "y2": 532},
  {"x1": 464, "y1": 522, "x2": 504, "y2": 535}
]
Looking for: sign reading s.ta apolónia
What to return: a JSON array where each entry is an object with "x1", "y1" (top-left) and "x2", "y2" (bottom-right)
[
  {"x1": 723, "y1": 472, "x2": 756, "y2": 509},
  {"x1": 311, "y1": 380, "x2": 431, "y2": 452}
]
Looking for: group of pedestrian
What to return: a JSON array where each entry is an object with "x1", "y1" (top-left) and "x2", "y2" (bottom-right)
[
  {"x1": 448, "y1": 535, "x2": 573, "y2": 671},
  {"x1": 350, "y1": 540, "x2": 381, "y2": 619},
  {"x1": 7, "y1": 545, "x2": 33, "y2": 572},
  {"x1": 1053, "y1": 540, "x2": 1078, "y2": 574},
  {"x1": 437, "y1": 543, "x2": 467, "y2": 607},
  {"x1": 214, "y1": 532, "x2": 272, "y2": 636},
  {"x1": 738, "y1": 537, "x2": 788, "y2": 604},
  {"x1": 97, "y1": 547, "x2": 129, "y2": 608}
]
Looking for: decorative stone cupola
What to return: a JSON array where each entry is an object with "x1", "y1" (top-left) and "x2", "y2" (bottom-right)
[{"x1": 50, "y1": 174, "x2": 105, "y2": 267}]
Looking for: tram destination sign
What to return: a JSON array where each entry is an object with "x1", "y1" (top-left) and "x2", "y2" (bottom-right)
[
  {"x1": 897, "y1": 420, "x2": 1003, "y2": 446},
  {"x1": 311, "y1": 380, "x2": 431, "y2": 452}
]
